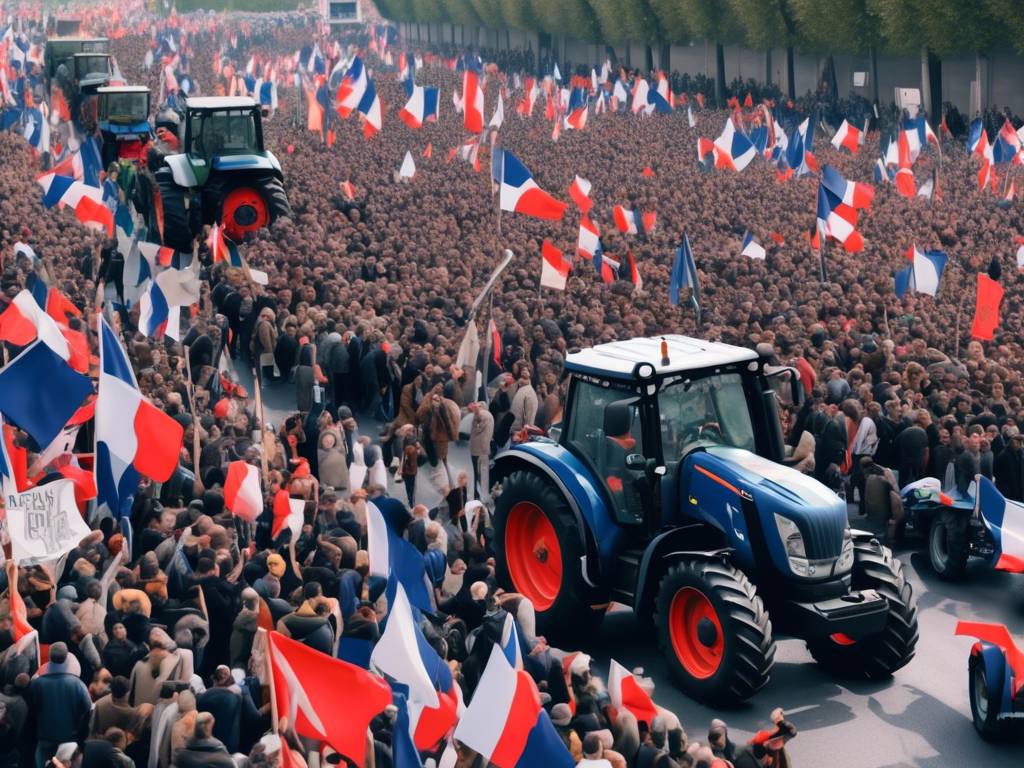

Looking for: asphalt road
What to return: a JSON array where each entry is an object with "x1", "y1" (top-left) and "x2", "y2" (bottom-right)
[{"x1": 246, "y1": 372, "x2": 1024, "y2": 766}]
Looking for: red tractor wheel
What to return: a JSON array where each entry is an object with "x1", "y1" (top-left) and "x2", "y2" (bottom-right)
[
  {"x1": 668, "y1": 587, "x2": 725, "y2": 679},
  {"x1": 493, "y1": 469, "x2": 606, "y2": 643},
  {"x1": 222, "y1": 186, "x2": 269, "y2": 241}
]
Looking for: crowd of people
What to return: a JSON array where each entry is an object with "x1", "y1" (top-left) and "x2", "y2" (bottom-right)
[{"x1": 1, "y1": 1, "x2": 1024, "y2": 767}]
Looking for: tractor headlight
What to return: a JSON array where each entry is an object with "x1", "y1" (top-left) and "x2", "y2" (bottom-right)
[
  {"x1": 836, "y1": 526, "x2": 855, "y2": 574},
  {"x1": 774, "y1": 513, "x2": 806, "y2": 558}
]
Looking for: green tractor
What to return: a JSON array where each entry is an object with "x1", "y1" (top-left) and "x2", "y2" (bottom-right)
[
  {"x1": 45, "y1": 38, "x2": 117, "y2": 127},
  {"x1": 154, "y1": 96, "x2": 292, "y2": 253}
]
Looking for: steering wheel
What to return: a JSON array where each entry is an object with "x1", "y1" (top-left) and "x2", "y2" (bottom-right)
[{"x1": 682, "y1": 422, "x2": 723, "y2": 444}]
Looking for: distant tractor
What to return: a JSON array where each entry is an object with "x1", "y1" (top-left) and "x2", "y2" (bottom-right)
[
  {"x1": 492, "y1": 335, "x2": 919, "y2": 704},
  {"x1": 45, "y1": 38, "x2": 117, "y2": 128},
  {"x1": 97, "y1": 86, "x2": 153, "y2": 168},
  {"x1": 153, "y1": 96, "x2": 291, "y2": 252}
]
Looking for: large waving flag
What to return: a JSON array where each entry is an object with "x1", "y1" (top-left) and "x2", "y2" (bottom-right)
[
  {"x1": 0, "y1": 340, "x2": 91, "y2": 450},
  {"x1": 817, "y1": 165, "x2": 873, "y2": 253},
  {"x1": 701, "y1": 118, "x2": 756, "y2": 171},
  {"x1": 894, "y1": 245, "x2": 948, "y2": 298},
  {"x1": 336, "y1": 56, "x2": 382, "y2": 137},
  {"x1": 902, "y1": 115, "x2": 940, "y2": 163},
  {"x1": 398, "y1": 81, "x2": 439, "y2": 129},
  {"x1": 0, "y1": 290, "x2": 71, "y2": 360},
  {"x1": 489, "y1": 92, "x2": 505, "y2": 130},
  {"x1": 367, "y1": 498, "x2": 433, "y2": 612},
  {"x1": 577, "y1": 215, "x2": 600, "y2": 260},
  {"x1": 563, "y1": 87, "x2": 588, "y2": 130},
  {"x1": 272, "y1": 488, "x2": 305, "y2": 540},
  {"x1": 740, "y1": 231, "x2": 766, "y2": 260},
  {"x1": 608, "y1": 660, "x2": 658, "y2": 727},
  {"x1": 138, "y1": 259, "x2": 201, "y2": 339},
  {"x1": 786, "y1": 117, "x2": 816, "y2": 176},
  {"x1": 613, "y1": 205, "x2": 639, "y2": 235},
  {"x1": 670, "y1": 233, "x2": 700, "y2": 318},
  {"x1": 971, "y1": 272, "x2": 1004, "y2": 341},
  {"x1": 269, "y1": 630, "x2": 391, "y2": 767},
  {"x1": 224, "y1": 460, "x2": 263, "y2": 522},
  {"x1": 894, "y1": 129, "x2": 916, "y2": 197},
  {"x1": 992, "y1": 119, "x2": 1023, "y2": 165},
  {"x1": 371, "y1": 582, "x2": 442, "y2": 708},
  {"x1": 462, "y1": 69, "x2": 484, "y2": 133},
  {"x1": 454, "y1": 643, "x2": 575, "y2": 768},
  {"x1": 37, "y1": 173, "x2": 113, "y2": 236},
  {"x1": 831, "y1": 119, "x2": 863, "y2": 154},
  {"x1": 95, "y1": 316, "x2": 184, "y2": 519},
  {"x1": 975, "y1": 476, "x2": 1024, "y2": 572},
  {"x1": 492, "y1": 150, "x2": 567, "y2": 221}
]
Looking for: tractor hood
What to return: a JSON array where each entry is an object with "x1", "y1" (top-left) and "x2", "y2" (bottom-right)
[{"x1": 703, "y1": 447, "x2": 848, "y2": 560}]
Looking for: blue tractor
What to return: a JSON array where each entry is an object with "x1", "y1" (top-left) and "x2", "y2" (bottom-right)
[{"x1": 492, "y1": 336, "x2": 919, "y2": 704}]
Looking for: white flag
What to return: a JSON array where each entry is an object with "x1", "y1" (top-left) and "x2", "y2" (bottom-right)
[
  {"x1": 399, "y1": 150, "x2": 416, "y2": 179},
  {"x1": 5, "y1": 479, "x2": 91, "y2": 565},
  {"x1": 488, "y1": 93, "x2": 504, "y2": 130}
]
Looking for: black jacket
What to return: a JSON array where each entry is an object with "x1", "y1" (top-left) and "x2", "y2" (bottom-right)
[
  {"x1": 171, "y1": 737, "x2": 235, "y2": 768},
  {"x1": 994, "y1": 447, "x2": 1024, "y2": 501}
]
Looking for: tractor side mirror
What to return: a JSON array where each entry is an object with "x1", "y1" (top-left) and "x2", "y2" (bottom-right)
[
  {"x1": 765, "y1": 366, "x2": 804, "y2": 408},
  {"x1": 603, "y1": 399, "x2": 637, "y2": 437}
]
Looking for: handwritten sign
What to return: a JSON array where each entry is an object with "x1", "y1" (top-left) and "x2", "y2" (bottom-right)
[{"x1": 5, "y1": 479, "x2": 90, "y2": 565}]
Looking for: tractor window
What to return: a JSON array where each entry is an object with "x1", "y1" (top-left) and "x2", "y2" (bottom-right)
[
  {"x1": 190, "y1": 110, "x2": 258, "y2": 158},
  {"x1": 102, "y1": 92, "x2": 148, "y2": 121},
  {"x1": 566, "y1": 381, "x2": 644, "y2": 513},
  {"x1": 659, "y1": 373, "x2": 756, "y2": 463},
  {"x1": 75, "y1": 56, "x2": 111, "y2": 79}
]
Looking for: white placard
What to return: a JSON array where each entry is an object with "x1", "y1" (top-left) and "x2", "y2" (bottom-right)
[{"x1": 5, "y1": 479, "x2": 91, "y2": 565}]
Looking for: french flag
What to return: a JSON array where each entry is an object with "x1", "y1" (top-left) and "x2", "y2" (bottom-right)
[
  {"x1": 371, "y1": 582, "x2": 444, "y2": 707},
  {"x1": 138, "y1": 261, "x2": 200, "y2": 339},
  {"x1": 540, "y1": 241, "x2": 570, "y2": 291},
  {"x1": 367, "y1": 498, "x2": 434, "y2": 612},
  {"x1": 0, "y1": 290, "x2": 71, "y2": 361},
  {"x1": 463, "y1": 69, "x2": 484, "y2": 133},
  {"x1": 613, "y1": 205, "x2": 638, "y2": 235},
  {"x1": 786, "y1": 117, "x2": 816, "y2": 176},
  {"x1": 398, "y1": 81, "x2": 439, "y2": 129},
  {"x1": 817, "y1": 165, "x2": 872, "y2": 253},
  {"x1": 626, "y1": 250, "x2": 643, "y2": 293},
  {"x1": 608, "y1": 660, "x2": 658, "y2": 726},
  {"x1": 563, "y1": 87, "x2": 588, "y2": 130},
  {"x1": 95, "y1": 315, "x2": 184, "y2": 519},
  {"x1": 37, "y1": 173, "x2": 113, "y2": 236},
  {"x1": 336, "y1": 56, "x2": 383, "y2": 137},
  {"x1": 492, "y1": 149, "x2": 567, "y2": 221},
  {"x1": 577, "y1": 215, "x2": 601, "y2": 260},
  {"x1": 594, "y1": 242, "x2": 618, "y2": 284},
  {"x1": 902, "y1": 115, "x2": 940, "y2": 163},
  {"x1": 705, "y1": 118, "x2": 756, "y2": 171},
  {"x1": 517, "y1": 77, "x2": 539, "y2": 116},
  {"x1": 567, "y1": 174, "x2": 592, "y2": 212},
  {"x1": 894, "y1": 244, "x2": 948, "y2": 298},
  {"x1": 454, "y1": 643, "x2": 575, "y2": 768},
  {"x1": 821, "y1": 164, "x2": 875, "y2": 209},
  {"x1": 223, "y1": 460, "x2": 263, "y2": 522},
  {"x1": 975, "y1": 475, "x2": 1024, "y2": 573},
  {"x1": 831, "y1": 119, "x2": 862, "y2": 154},
  {"x1": 968, "y1": 118, "x2": 990, "y2": 158},
  {"x1": 992, "y1": 119, "x2": 1023, "y2": 165},
  {"x1": 740, "y1": 231, "x2": 766, "y2": 260},
  {"x1": 895, "y1": 130, "x2": 916, "y2": 198},
  {"x1": 272, "y1": 488, "x2": 305, "y2": 540}
]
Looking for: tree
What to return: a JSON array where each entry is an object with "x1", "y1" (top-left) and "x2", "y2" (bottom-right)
[
  {"x1": 791, "y1": 0, "x2": 882, "y2": 102},
  {"x1": 726, "y1": 0, "x2": 800, "y2": 96},
  {"x1": 439, "y1": 0, "x2": 484, "y2": 28},
  {"x1": 648, "y1": 0, "x2": 690, "y2": 43},
  {"x1": 677, "y1": 0, "x2": 743, "y2": 104},
  {"x1": 374, "y1": 0, "x2": 416, "y2": 21},
  {"x1": 984, "y1": 0, "x2": 1024, "y2": 52},
  {"x1": 531, "y1": 0, "x2": 601, "y2": 40},
  {"x1": 468, "y1": 0, "x2": 505, "y2": 29},
  {"x1": 585, "y1": 0, "x2": 658, "y2": 47},
  {"x1": 498, "y1": 0, "x2": 543, "y2": 31}
]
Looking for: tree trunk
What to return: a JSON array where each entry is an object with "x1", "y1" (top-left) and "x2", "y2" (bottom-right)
[
  {"x1": 645, "y1": 45, "x2": 654, "y2": 73},
  {"x1": 870, "y1": 45, "x2": 880, "y2": 106},
  {"x1": 928, "y1": 49, "x2": 942, "y2": 127},
  {"x1": 506, "y1": 29, "x2": 511, "y2": 52},
  {"x1": 786, "y1": 45, "x2": 795, "y2": 100},
  {"x1": 660, "y1": 43, "x2": 671, "y2": 73},
  {"x1": 920, "y1": 45, "x2": 931, "y2": 118},
  {"x1": 974, "y1": 51, "x2": 986, "y2": 115},
  {"x1": 765, "y1": 48, "x2": 772, "y2": 87},
  {"x1": 715, "y1": 42, "x2": 726, "y2": 106}
]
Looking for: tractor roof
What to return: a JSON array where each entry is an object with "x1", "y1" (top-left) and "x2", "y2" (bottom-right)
[
  {"x1": 185, "y1": 96, "x2": 258, "y2": 110},
  {"x1": 97, "y1": 85, "x2": 148, "y2": 94},
  {"x1": 564, "y1": 335, "x2": 759, "y2": 381}
]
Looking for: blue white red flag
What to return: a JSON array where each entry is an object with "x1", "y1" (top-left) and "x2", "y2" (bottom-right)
[
  {"x1": 462, "y1": 69, "x2": 484, "y2": 133},
  {"x1": 336, "y1": 56, "x2": 383, "y2": 137},
  {"x1": 37, "y1": 173, "x2": 113, "y2": 236},
  {"x1": 741, "y1": 231, "x2": 766, "y2": 260},
  {"x1": 894, "y1": 244, "x2": 947, "y2": 298},
  {"x1": 492, "y1": 150, "x2": 567, "y2": 220},
  {"x1": 670, "y1": 233, "x2": 700, "y2": 317},
  {"x1": 976, "y1": 475, "x2": 1024, "y2": 572},
  {"x1": 399, "y1": 81, "x2": 439, "y2": 129}
]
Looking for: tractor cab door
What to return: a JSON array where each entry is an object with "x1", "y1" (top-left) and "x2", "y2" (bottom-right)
[{"x1": 563, "y1": 380, "x2": 653, "y2": 526}]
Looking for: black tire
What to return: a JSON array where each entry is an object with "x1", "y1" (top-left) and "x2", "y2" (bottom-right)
[
  {"x1": 655, "y1": 558, "x2": 775, "y2": 705},
  {"x1": 205, "y1": 173, "x2": 292, "y2": 231},
  {"x1": 493, "y1": 470, "x2": 606, "y2": 644},
  {"x1": 807, "y1": 538, "x2": 919, "y2": 678},
  {"x1": 155, "y1": 167, "x2": 196, "y2": 253},
  {"x1": 253, "y1": 175, "x2": 292, "y2": 222},
  {"x1": 928, "y1": 510, "x2": 969, "y2": 580},
  {"x1": 969, "y1": 653, "x2": 1008, "y2": 740}
]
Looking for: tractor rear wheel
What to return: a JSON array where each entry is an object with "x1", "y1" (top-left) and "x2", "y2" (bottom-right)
[
  {"x1": 969, "y1": 652, "x2": 1010, "y2": 740},
  {"x1": 655, "y1": 558, "x2": 774, "y2": 705},
  {"x1": 807, "y1": 538, "x2": 918, "y2": 678},
  {"x1": 928, "y1": 510, "x2": 969, "y2": 580},
  {"x1": 217, "y1": 175, "x2": 292, "y2": 241},
  {"x1": 155, "y1": 167, "x2": 196, "y2": 253},
  {"x1": 493, "y1": 470, "x2": 606, "y2": 644}
]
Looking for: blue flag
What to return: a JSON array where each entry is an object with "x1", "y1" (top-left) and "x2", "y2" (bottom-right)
[{"x1": 670, "y1": 233, "x2": 700, "y2": 321}]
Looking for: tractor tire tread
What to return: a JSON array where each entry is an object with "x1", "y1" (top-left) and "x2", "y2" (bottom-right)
[{"x1": 155, "y1": 167, "x2": 195, "y2": 253}]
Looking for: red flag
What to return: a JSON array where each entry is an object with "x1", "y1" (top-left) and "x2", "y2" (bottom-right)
[
  {"x1": 488, "y1": 318, "x2": 502, "y2": 369},
  {"x1": 769, "y1": 231, "x2": 785, "y2": 246},
  {"x1": 641, "y1": 166, "x2": 655, "y2": 178},
  {"x1": 423, "y1": 142, "x2": 432, "y2": 159},
  {"x1": 268, "y1": 630, "x2": 390, "y2": 767},
  {"x1": 743, "y1": 92, "x2": 753, "y2": 108},
  {"x1": 971, "y1": 273, "x2": 1004, "y2": 341},
  {"x1": 695, "y1": 93, "x2": 705, "y2": 109}
]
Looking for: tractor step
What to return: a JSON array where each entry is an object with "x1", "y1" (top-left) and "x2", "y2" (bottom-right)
[{"x1": 610, "y1": 547, "x2": 646, "y2": 605}]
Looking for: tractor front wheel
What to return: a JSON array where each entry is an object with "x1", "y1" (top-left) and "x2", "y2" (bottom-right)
[
  {"x1": 928, "y1": 510, "x2": 969, "y2": 580},
  {"x1": 219, "y1": 176, "x2": 292, "y2": 241},
  {"x1": 655, "y1": 558, "x2": 774, "y2": 705},
  {"x1": 807, "y1": 538, "x2": 919, "y2": 678},
  {"x1": 493, "y1": 470, "x2": 606, "y2": 644},
  {"x1": 969, "y1": 652, "x2": 1010, "y2": 740},
  {"x1": 155, "y1": 167, "x2": 197, "y2": 253}
]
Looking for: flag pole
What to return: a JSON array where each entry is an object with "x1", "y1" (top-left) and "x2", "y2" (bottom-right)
[
  {"x1": 183, "y1": 348, "x2": 203, "y2": 494},
  {"x1": 252, "y1": 366, "x2": 271, "y2": 488}
]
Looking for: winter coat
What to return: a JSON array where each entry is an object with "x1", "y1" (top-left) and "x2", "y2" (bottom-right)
[
  {"x1": 29, "y1": 669, "x2": 92, "y2": 743},
  {"x1": 510, "y1": 384, "x2": 539, "y2": 432},
  {"x1": 317, "y1": 428, "x2": 349, "y2": 490},
  {"x1": 171, "y1": 737, "x2": 235, "y2": 768},
  {"x1": 470, "y1": 409, "x2": 494, "y2": 457}
]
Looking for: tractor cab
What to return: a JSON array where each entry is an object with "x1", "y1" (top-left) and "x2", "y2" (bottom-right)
[
  {"x1": 560, "y1": 336, "x2": 798, "y2": 530},
  {"x1": 72, "y1": 53, "x2": 115, "y2": 92},
  {"x1": 98, "y1": 86, "x2": 153, "y2": 166},
  {"x1": 45, "y1": 37, "x2": 110, "y2": 81}
]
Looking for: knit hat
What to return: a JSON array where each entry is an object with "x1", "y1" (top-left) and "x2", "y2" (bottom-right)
[
  {"x1": 266, "y1": 553, "x2": 286, "y2": 578},
  {"x1": 550, "y1": 703, "x2": 572, "y2": 727}
]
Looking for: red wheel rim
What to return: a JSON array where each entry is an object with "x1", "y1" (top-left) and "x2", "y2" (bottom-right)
[
  {"x1": 222, "y1": 186, "x2": 269, "y2": 241},
  {"x1": 669, "y1": 587, "x2": 724, "y2": 679},
  {"x1": 504, "y1": 501, "x2": 562, "y2": 611},
  {"x1": 830, "y1": 632, "x2": 857, "y2": 646}
]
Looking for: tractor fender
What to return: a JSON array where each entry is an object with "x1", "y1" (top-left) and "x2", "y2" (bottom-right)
[
  {"x1": 492, "y1": 443, "x2": 620, "y2": 586},
  {"x1": 971, "y1": 641, "x2": 1013, "y2": 717},
  {"x1": 163, "y1": 153, "x2": 198, "y2": 188},
  {"x1": 634, "y1": 528, "x2": 731, "y2": 620}
]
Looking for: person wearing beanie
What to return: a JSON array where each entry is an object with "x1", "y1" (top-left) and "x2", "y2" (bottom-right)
[
  {"x1": 28, "y1": 642, "x2": 92, "y2": 767},
  {"x1": 709, "y1": 718, "x2": 736, "y2": 762},
  {"x1": 171, "y1": 711, "x2": 234, "y2": 768}
]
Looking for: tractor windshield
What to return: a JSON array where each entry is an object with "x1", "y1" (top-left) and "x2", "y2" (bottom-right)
[
  {"x1": 189, "y1": 109, "x2": 258, "y2": 158},
  {"x1": 75, "y1": 55, "x2": 111, "y2": 79},
  {"x1": 659, "y1": 372, "x2": 756, "y2": 460},
  {"x1": 102, "y1": 92, "x2": 148, "y2": 122}
]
